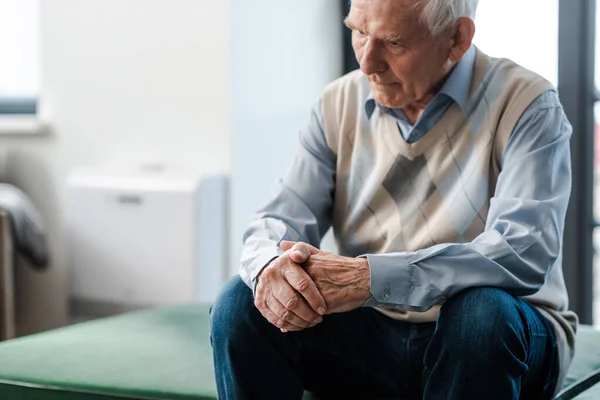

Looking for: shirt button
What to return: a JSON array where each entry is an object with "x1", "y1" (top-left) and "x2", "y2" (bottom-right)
[{"x1": 383, "y1": 287, "x2": 391, "y2": 300}]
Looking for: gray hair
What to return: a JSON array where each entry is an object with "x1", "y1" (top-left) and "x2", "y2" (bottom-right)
[{"x1": 417, "y1": 0, "x2": 479, "y2": 36}]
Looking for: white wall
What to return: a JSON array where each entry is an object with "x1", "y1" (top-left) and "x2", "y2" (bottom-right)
[
  {"x1": 1, "y1": 0, "x2": 343, "y2": 334},
  {"x1": 1, "y1": 0, "x2": 230, "y2": 334},
  {"x1": 229, "y1": 1, "x2": 344, "y2": 275}
]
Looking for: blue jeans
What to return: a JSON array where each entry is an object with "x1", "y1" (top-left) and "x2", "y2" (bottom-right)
[{"x1": 210, "y1": 276, "x2": 559, "y2": 400}]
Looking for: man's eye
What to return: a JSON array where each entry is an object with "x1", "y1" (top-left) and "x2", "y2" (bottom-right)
[
  {"x1": 388, "y1": 41, "x2": 402, "y2": 48},
  {"x1": 356, "y1": 30, "x2": 366, "y2": 36}
]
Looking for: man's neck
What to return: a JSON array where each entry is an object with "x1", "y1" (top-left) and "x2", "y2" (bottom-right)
[
  {"x1": 402, "y1": 62, "x2": 457, "y2": 125},
  {"x1": 402, "y1": 106, "x2": 426, "y2": 125}
]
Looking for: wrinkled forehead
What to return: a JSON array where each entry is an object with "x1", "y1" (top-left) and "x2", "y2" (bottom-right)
[{"x1": 347, "y1": 0, "x2": 424, "y2": 38}]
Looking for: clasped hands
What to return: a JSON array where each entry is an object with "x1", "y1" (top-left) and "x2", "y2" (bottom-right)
[{"x1": 254, "y1": 241, "x2": 372, "y2": 332}]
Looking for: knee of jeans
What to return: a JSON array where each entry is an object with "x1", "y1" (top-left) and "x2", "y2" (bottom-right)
[
  {"x1": 210, "y1": 275, "x2": 255, "y2": 345},
  {"x1": 437, "y1": 287, "x2": 524, "y2": 351}
]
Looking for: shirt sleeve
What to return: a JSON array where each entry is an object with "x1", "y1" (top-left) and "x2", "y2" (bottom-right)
[
  {"x1": 363, "y1": 90, "x2": 573, "y2": 311},
  {"x1": 239, "y1": 100, "x2": 337, "y2": 290}
]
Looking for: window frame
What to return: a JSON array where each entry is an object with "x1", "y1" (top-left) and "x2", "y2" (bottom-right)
[
  {"x1": 0, "y1": 98, "x2": 37, "y2": 115},
  {"x1": 0, "y1": 0, "x2": 39, "y2": 117},
  {"x1": 558, "y1": 0, "x2": 596, "y2": 325}
]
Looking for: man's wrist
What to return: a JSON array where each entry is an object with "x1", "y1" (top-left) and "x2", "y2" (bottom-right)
[
  {"x1": 253, "y1": 256, "x2": 279, "y2": 295},
  {"x1": 347, "y1": 257, "x2": 371, "y2": 301}
]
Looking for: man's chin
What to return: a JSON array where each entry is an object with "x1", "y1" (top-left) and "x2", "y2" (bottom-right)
[
  {"x1": 372, "y1": 95, "x2": 405, "y2": 109},
  {"x1": 370, "y1": 86, "x2": 406, "y2": 109}
]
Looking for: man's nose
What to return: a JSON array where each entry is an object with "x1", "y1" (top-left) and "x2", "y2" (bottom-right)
[{"x1": 360, "y1": 39, "x2": 388, "y2": 75}]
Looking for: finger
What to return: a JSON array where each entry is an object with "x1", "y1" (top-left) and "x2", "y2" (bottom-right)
[
  {"x1": 267, "y1": 294, "x2": 320, "y2": 329},
  {"x1": 264, "y1": 306, "x2": 304, "y2": 331},
  {"x1": 280, "y1": 240, "x2": 297, "y2": 252},
  {"x1": 283, "y1": 313, "x2": 324, "y2": 332},
  {"x1": 286, "y1": 242, "x2": 321, "y2": 264},
  {"x1": 255, "y1": 294, "x2": 303, "y2": 331},
  {"x1": 280, "y1": 241, "x2": 320, "y2": 259},
  {"x1": 273, "y1": 277, "x2": 324, "y2": 322},
  {"x1": 283, "y1": 316, "x2": 323, "y2": 332},
  {"x1": 287, "y1": 247, "x2": 309, "y2": 264},
  {"x1": 284, "y1": 266, "x2": 327, "y2": 316},
  {"x1": 293, "y1": 242, "x2": 320, "y2": 256}
]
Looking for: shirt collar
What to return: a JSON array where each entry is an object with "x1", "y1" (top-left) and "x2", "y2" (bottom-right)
[{"x1": 364, "y1": 45, "x2": 476, "y2": 119}]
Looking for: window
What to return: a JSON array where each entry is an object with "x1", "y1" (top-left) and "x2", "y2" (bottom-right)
[
  {"x1": 0, "y1": 0, "x2": 39, "y2": 115},
  {"x1": 473, "y1": 0, "x2": 559, "y2": 86}
]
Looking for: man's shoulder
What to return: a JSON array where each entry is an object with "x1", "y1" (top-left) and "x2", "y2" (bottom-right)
[
  {"x1": 474, "y1": 50, "x2": 557, "y2": 125},
  {"x1": 318, "y1": 70, "x2": 371, "y2": 153},
  {"x1": 482, "y1": 52, "x2": 555, "y2": 95},
  {"x1": 477, "y1": 52, "x2": 561, "y2": 164}
]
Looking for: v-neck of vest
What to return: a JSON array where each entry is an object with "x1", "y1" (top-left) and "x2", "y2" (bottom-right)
[
  {"x1": 378, "y1": 101, "x2": 466, "y2": 160},
  {"x1": 376, "y1": 47, "x2": 489, "y2": 161}
]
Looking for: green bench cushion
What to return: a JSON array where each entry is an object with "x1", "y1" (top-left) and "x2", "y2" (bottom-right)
[
  {"x1": 565, "y1": 325, "x2": 600, "y2": 387},
  {"x1": 0, "y1": 305, "x2": 217, "y2": 400},
  {"x1": 559, "y1": 325, "x2": 600, "y2": 399},
  {"x1": 0, "y1": 305, "x2": 597, "y2": 400}
]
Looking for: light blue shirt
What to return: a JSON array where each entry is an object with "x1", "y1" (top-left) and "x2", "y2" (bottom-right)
[{"x1": 240, "y1": 46, "x2": 572, "y2": 311}]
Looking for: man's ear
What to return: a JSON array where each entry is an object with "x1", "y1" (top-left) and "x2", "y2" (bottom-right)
[{"x1": 448, "y1": 17, "x2": 475, "y2": 63}]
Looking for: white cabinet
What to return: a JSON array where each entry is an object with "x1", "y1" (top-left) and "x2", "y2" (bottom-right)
[{"x1": 66, "y1": 167, "x2": 227, "y2": 309}]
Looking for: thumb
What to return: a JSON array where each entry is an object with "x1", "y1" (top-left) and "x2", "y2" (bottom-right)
[
  {"x1": 280, "y1": 241, "x2": 307, "y2": 263},
  {"x1": 297, "y1": 242, "x2": 320, "y2": 256},
  {"x1": 288, "y1": 242, "x2": 320, "y2": 264},
  {"x1": 280, "y1": 240, "x2": 296, "y2": 252}
]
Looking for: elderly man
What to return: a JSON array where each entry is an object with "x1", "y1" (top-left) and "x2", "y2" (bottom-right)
[{"x1": 210, "y1": 0, "x2": 577, "y2": 398}]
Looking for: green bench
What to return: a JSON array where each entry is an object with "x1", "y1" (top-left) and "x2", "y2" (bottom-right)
[{"x1": 0, "y1": 305, "x2": 597, "y2": 399}]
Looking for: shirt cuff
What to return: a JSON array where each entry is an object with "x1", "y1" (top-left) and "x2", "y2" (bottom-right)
[{"x1": 362, "y1": 253, "x2": 411, "y2": 307}]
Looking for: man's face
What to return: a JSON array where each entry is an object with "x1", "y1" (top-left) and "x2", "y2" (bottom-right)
[{"x1": 346, "y1": 0, "x2": 453, "y2": 109}]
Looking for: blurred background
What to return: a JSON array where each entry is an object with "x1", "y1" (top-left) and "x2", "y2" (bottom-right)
[{"x1": 0, "y1": 0, "x2": 597, "y2": 339}]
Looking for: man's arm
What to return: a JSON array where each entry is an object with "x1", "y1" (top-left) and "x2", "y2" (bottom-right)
[
  {"x1": 363, "y1": 90, "x2": 572, "y2": 311},
  {"x1": 239, "y1": 99, "x2": 336, "y2": 289},
  {"x1": 240, "y1": 99, "x2": 337, "y2": 331}
]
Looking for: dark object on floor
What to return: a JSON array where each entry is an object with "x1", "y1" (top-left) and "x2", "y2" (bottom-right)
[{"x1": 0, "y1": 183, "x2": 49, "y2": 268}]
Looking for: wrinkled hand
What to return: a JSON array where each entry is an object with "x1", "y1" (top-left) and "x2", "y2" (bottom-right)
[
  {"x1": 280, "y1": 241, "x2": 372, "y2": 314},
  {"x1": 254, "y1": 249, "x2": 327, "y2": 332}
]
